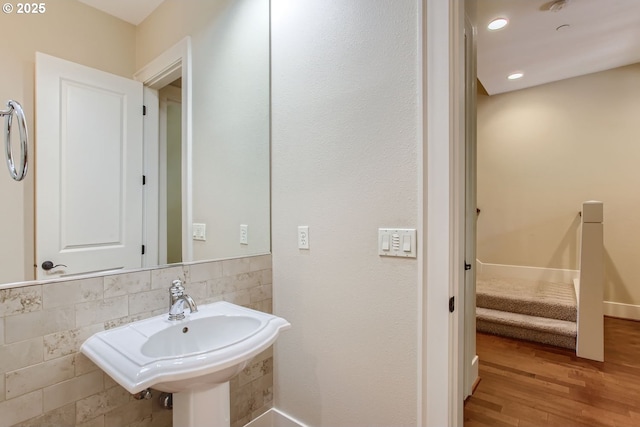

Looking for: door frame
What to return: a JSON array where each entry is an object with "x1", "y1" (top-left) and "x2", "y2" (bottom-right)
[
  {"x1": 419, "y1": 0, "x2": 466, "y2": 425},
  {"x1": 135, "y1": 37, "x2": 193, "y2": 264}
]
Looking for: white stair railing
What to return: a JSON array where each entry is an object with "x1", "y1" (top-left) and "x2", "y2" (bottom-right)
[{"x1": 576, "y1": 201, "x2": 604, "y2": 361}]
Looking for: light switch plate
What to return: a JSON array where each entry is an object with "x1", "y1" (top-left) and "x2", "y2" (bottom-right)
[
  {"x1": 193, "y1": 223, "x2": 206, "y2": 241},
  {"x1": 378, "y1": 228, "x2": 416, "y2": 258}
]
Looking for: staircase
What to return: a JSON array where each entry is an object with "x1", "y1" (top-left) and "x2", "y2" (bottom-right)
[{"x1": 476, "y1": 276, "x2": 577, "y2": 349}]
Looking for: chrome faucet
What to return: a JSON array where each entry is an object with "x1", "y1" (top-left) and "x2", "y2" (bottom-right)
[{"x1": 168, "y1": 279, "x2": 198, "y2": 321}]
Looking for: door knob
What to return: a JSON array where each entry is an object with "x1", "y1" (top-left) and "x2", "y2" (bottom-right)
[{"x1": 41, "y1": 261, "x2": 67, "y2": 271}]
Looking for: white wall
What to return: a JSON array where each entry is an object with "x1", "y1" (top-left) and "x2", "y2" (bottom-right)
[
  {"x1": 271, "y1": 1, "x2": 420, "y2": 425},
  {"x1": 136, "y1": 0, "x2": 270, "y2": 261},
  {"x1": 477, "y1": 63, "x2": 640, "y2": 306},
  {"x1": 0, "y1": 0, "x2": 136, "y2": 284}
]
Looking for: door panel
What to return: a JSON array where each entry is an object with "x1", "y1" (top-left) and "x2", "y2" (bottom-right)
[
  {"x1": 36, "y1": 52, "x2": 143, "y2": 279},
  {"x1": 463, "y1": 16, "x2": 479, "y2": 399}
]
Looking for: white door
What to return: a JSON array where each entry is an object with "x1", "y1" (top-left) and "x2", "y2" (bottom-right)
[
  {"x1": 35, "y1": 52, "x2": 144, "y2": 279},
  {"x1": 463, "y1": 14, "x2": 479, "y2": 400}
]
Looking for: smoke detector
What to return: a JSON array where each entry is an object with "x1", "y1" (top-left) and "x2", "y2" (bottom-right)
[{"x1": 548, "y1": 0, "x2": 570, "y2": 12}]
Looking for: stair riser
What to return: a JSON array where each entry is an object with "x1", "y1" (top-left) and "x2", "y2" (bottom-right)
[{"x1": 477, "y1": 320, "x2": 576, "y2": 350}]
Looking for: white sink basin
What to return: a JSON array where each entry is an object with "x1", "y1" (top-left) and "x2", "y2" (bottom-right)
[
  {"x1": 141, "y1": 315, "x2": 262, "y2": 358},
  {"x1": 81, "y1": 301, "x2": 290, "y2": 394}
]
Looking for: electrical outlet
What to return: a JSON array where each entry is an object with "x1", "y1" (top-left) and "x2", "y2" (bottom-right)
[
  {"x1": 240, "y1": 224, "x2": 248, "y2": 245},
  {"x1": 298, "y1": 226, "x2": 309, "y2": 249}
]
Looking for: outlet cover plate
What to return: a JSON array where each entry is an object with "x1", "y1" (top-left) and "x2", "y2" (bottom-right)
[
  {"x1": 298, "y1": 226, "x2": 309, "y2": 249},
  {"x1": 240, "y1": 224, "x2": 248, "y2": 245}
]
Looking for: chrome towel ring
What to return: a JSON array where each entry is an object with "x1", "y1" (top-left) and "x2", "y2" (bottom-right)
[{"x1": 1, "y1": 100, "x2": 28, "y2": 181}]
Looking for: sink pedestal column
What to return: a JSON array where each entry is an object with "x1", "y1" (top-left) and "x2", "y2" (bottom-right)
[{"x1": 173, "y1": 382, "x2": 230, "y2": 427}]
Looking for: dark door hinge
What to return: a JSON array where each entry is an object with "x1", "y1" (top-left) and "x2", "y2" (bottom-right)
[
  {"x1": 143, "y1": 105, "x2": 147, "y2": 116},
  {"x1": 464, "y1": 262, "x2": 472, "y2": 271},
  {"x1": 142, "y1": 175, "x2": 146, "y2": 185},
  {"x1": 449, "y1": 296, "x2": 455, "y2": 313},
  {"x1": 141, "y1": 245, "x2": 146, "y2": 255}
]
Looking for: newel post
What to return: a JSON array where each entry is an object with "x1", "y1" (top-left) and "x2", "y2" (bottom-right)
[{"x1": 576, "y1": 201, "x2": 604, "y2": 361}]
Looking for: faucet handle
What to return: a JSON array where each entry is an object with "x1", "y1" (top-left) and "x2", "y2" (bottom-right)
[{"x1": 169, "y1": 279, "x2": 185, "y2": 296}]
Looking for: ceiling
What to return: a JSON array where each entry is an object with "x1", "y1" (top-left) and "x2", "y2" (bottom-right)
[
  {"x1": 477, "y1": 0, "x2": 640, "y2": 95},
  {"x1": 77, "y1": 0, "x2": 165, "y2": 25},
  {"x1": 79, "y1": 0, "x2": 640, "y2": 95}
]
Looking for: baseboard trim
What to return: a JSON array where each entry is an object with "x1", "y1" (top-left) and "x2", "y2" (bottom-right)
[
  {"x1": 244, "y1": 408, "x2": 309, "y2": 427},
  {"x1": 470, "y1": 354, "x2": 480, "y2": 395},
  {"x1": 603, "y1": 301, "x2": 640, "y2": 321},
  {"x1": 471, "y1": 377, "x2": 481, "y2": 395},
  {"x1": 465, "y1": 354, "x2": 479, "y2": 399},
  {"x1": 471, "y1": 355, "x2": 479, "y2": 383}
]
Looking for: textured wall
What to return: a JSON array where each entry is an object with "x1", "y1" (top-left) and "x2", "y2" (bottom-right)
[
  {"x1": 271, "y1": 1, "x2": 420, "y2": 425},
  {"x1": 0, "y1": 255, "x2": 273, "y2": 427},
  {"x1": 477, "y1": 63, "x2": 640, "y2": 305}
]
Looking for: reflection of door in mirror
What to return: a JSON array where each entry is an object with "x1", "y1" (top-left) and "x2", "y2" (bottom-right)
[
  {"x1": 160, "y1": 83, "x2": 183, "y2": 265},
  {"x1": 35, "y1": 52, "x2": 144, "y2": 280}
]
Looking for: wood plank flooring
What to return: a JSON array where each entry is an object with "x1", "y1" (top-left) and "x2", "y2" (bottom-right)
[{"x1": 464, "y1": 317, "x2": 640, "y2": 427}]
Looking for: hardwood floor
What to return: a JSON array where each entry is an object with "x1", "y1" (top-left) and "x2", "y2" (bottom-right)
[{"x1": 464, "y1": 317, "x2": 640, "y2": 427}]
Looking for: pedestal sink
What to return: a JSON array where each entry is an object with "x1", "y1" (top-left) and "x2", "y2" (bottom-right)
[{"x1": 81, "y1": 301, "x2": 291, "y2": 427}]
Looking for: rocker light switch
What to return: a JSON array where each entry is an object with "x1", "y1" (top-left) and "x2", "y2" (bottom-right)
[
  {"x1": 381, "y1": 234, "x2": 390, "y2": 251},
  {"x1": 403, "y1": 234, "x2": 411, "y2": 252}
]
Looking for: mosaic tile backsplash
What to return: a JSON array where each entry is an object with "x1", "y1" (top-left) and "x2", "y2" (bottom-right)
[{"x1": 0, "y1": 255, "x2": 273, "y2": 427}]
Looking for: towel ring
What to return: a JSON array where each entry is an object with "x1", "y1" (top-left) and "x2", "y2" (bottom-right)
[{"x1": 1, "y1": 100, "x2": 28, "y2": 181}]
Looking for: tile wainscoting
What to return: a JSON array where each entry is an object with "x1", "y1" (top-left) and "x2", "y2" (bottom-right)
[{"x1": 0, "y1": 255, "x2": 274, "y2": 427}]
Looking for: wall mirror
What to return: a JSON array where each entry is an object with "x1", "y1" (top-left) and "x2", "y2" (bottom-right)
[{"x1": 0, "y1": 0, "x2": 270, "y2": 286}]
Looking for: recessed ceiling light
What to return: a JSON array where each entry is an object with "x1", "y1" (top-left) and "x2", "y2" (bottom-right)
[
  {"x1": 488, "y1": 18, "x2": 508, "y2": 31},
  {"x1": 507, "y1": 72, "x2": 524, "y2": 80}
]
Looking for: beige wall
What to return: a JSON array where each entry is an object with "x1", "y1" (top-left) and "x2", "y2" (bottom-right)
[
  {"x1": 0, "y1": 255, "x2": 273, "y2": 427},
  {"x1": 0, "y1": 0, "x2": 136, "y2": 284},
  {"x1": 136, "y1": 0, "x2": 271, "y2": 262},
  {"x1": 271, "y1": 0, "x2": 419, "y2": 424},
  {"x1": 477, "y1": 63, "x2": 640, "y2": 305}
]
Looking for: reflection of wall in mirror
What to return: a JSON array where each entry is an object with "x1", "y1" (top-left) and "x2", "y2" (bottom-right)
[
  {"x1": 0, "y1": 1, "x2": 136, "y2": 284},
  {"x1": 137, "y1": 0, "x2": 271, "y2": 263}
]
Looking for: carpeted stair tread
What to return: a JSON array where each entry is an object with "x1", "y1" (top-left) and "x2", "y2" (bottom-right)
[
  {"x1": 476, "y1": 307, "x2": 576, "y2": 336},
  {"x1": 477, "y1": 277, "x2": 577, "y2": 322},
  {"x1": 477, "y1": 307, "x2": 577, "y2": 350}
]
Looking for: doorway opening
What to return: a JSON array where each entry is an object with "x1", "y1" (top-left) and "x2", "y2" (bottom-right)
[
  {"x1": 160, "y1": 81, "x2": 183, "y2": 265},
  {"x1": 135, "y1": 37, "x2": 192, "y2": 267}
]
